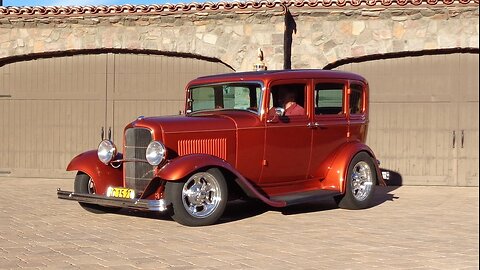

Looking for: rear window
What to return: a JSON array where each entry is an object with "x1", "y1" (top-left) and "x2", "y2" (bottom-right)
[{"x1": 350, "y1": 84, "x2": 364, "y2": 114}]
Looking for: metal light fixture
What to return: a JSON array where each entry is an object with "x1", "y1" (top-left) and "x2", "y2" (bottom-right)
[{"x1": 253, "y1": 48, "x2": 267, "y2": 71}]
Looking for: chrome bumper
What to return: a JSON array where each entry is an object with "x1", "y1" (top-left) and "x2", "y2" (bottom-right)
[{"x1": 57, "y1": 189, "x2": 167, "y2": 212}]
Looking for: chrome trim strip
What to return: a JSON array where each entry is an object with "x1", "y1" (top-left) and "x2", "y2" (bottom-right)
[
  {"x1": 57, "y1": 189, "x2": 167, "y2": 212},
  {"x1": 111, "y1": 158, "x2": 150, "y2": 163}
]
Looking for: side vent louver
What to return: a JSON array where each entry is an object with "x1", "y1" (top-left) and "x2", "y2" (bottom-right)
[{"x1": 178, "y1": 138, "x2": 227, "y2": 160}]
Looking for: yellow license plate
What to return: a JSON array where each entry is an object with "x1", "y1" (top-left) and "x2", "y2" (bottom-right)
[{"x1": 107, "y1": 187, "x2": 135, "y2": 199}]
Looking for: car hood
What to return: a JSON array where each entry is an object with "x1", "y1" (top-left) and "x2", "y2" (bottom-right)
[{"x1": 129, "y1": 114, "x2": 237, "y2": 140}]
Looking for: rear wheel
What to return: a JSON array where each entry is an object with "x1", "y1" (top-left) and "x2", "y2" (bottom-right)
[
  {"x1": 166, "y1": 168, "x2": 228, "y2": 226},
  {"x1": 74, "y1": 172, "x2": 120, "y2": 214},
  {"x1": 336, "y1": 152, "x2": 376, "y2": 210}
]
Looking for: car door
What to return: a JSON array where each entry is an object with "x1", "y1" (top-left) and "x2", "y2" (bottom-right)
[
  {"x1": 308, "y1": 80, "x2": 349, "y2": 180},
  {"x1": 260, "y1": 80, "x2": 312, "y2": 187}
]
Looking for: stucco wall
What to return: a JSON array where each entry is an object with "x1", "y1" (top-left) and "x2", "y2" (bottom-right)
[{"x1": 0, "y1": 4, "x2": 478, "y2": 70}]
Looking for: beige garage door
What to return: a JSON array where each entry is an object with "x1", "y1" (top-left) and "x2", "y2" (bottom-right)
[
  {"x1": 336, "y1": 53, "x2": 479, "y2": 186},
  {"x1": 0, "y1": 53, "x2": 232, "y2": 178}
]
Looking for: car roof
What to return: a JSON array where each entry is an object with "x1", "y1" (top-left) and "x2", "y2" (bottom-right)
[{"x1": 188, "y1": 69, "x2": 367, "y2": 86}]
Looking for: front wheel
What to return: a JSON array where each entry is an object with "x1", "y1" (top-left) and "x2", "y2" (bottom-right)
[
  {"x1": 336, "y1": 152, "x2": 377, "y2": 210},
  {"x1": 166, "y1": 168, "x2": 228, "y2": 226},
  {"x1": 74, "y1": 172, "x2": 121, "y2": 214}
]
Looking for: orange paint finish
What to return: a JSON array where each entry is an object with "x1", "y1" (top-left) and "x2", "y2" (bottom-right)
[
  {"x1": 66, "y1": 150, "x2": 123, "y2": 194},
  {"x1": 322, "y1": 142, "x2": 386, "y2": 193},
  {"x1": 66, "y1": 69, "x2": 383, "y2": 209}
]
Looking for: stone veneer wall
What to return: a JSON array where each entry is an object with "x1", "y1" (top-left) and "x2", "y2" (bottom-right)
[{"x1": 0, "y1": 5, "x2": 478, "y2": 71}]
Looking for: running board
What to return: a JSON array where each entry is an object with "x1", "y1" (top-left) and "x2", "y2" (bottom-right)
[{"x1": 270, "y1": 190, "x2": 341, "y2": 206}]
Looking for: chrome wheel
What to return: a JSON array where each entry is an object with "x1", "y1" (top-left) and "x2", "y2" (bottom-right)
[
  {"x1": 87, "y1": 177, "x2": 96, "y2": 194},
  {"x1": 350, "y1": 161, "x2": 373, "y2": 201},
  {"x1": 181, "y1": 172, "x2": 222, "y2": 219}
]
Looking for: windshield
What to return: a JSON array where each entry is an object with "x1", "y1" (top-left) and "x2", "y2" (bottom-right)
[{"x1": 188, "y1": 82, "x2": 262, "y2": 114}]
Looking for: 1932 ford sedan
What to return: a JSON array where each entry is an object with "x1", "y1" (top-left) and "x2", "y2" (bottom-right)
[{"x1": 57, "y1": 69, "x2": 385, "y2": 226}]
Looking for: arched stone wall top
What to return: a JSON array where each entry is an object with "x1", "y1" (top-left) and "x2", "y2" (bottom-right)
[
  {"x1": 323, "y1": 47, "x2": 480, "y2": 69},
  {"x1": 0, "y1": 0, "x2": 478, "y2": 17},
  {"x1": 0, "y1": 3, "x2": 478, "y2": 71},
  {"x1": 0, "y1": 48, "x2": 235, "y2": 70}
]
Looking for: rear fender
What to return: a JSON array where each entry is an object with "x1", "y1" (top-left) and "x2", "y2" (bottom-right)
[
  {"x1": 323, "y1": 142, "x2": 385, "y2": 193},
  {"x1": 156, "y1": 154, "x2": 285, "y2": 207},
  {"x1": 66, "y1": 150, "x2": 123, "y2": 194}
]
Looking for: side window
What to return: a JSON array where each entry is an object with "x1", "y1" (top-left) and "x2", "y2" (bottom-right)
[
  {"x1": 350, "y1": 84, "x2": 364, "y2": 114},
  {"x1": 315, "y1": 83, "x2": 344, "y2": 115},
  {"x1": 270, "y1": 84, "x2": 306, "y2": 116}
]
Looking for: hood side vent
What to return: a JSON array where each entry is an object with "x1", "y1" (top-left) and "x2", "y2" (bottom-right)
[{"x1": 178, "y1": 138, "x2": 227, "y2": 160}]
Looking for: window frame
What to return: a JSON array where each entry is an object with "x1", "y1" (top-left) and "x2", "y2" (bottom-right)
[
  {"x1": 348, "y1": 81, "x2": 367, "y2": 119},
  {"x1": 186, "y1": 81, "x2": 265, "y2": 115},
  {"x1": 312, "y1": 79, "x2": 348, "y2": 121},
  {"x1": 267, "y1": 79, "x2": 311, "y2": 121}
]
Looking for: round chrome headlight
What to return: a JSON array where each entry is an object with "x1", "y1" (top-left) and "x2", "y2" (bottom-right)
[
  {"x1": 146, "y1": 141, "x2": 166, "y2": 166},
  {"x1": 97, "y1": 140, "x2": 117, "y2": 165}
]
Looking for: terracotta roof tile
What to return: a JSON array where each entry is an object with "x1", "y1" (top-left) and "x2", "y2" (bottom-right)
[{"x1": 0, "y1": 0, "x2": 478, "y2": 17}]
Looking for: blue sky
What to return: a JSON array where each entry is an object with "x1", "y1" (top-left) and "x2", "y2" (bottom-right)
[{"x1": 3, "y1": 1, "x2": 190, "y2": 6}]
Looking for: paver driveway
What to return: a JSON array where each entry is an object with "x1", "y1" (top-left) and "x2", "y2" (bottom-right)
[{"x1": 0, "y1": 178, "x2": 478, "y2": 269}]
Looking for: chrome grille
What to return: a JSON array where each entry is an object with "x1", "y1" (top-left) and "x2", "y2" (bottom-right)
[{"x1": 124, "y1": 128, "x2": 154, "y2": 193}]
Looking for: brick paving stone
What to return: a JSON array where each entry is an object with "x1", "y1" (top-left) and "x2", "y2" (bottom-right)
[{"x1": 0, "y1": 178, "x2": 478, "y2": 269}]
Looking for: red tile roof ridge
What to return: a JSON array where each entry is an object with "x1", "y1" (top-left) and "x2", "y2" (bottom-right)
[{"x1": 0, "y1": 0, "x2": 478, "y2": 17}]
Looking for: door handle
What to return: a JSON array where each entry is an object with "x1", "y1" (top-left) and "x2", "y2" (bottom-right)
[
  {"x1": 307, "y1": 122, "x2": 319, "y2": 129},
  {"x1": 461, "y1": 130, "x2": 464, "y2": 148},
  {"x1": 0, "y1": 95, "x2": 12, "y2": 98},
  {"x1": 452, "y1": 130, "x2": 456, "y2": 149},
  {"x1": 101, "y1": 127, "x2": 105, "y2": 141},
  {"x1": 108, "y1": 127, "x2": 112, "y2": 140},
  {"x1": 307, "y1": 122, "x2": 325, "y2": 129}
]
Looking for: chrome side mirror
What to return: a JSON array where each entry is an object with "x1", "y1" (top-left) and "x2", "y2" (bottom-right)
[
  {"x1": 275, "y1": 107, "x2": 285, "y2": 117},
  {"x1": 267, "y1": 107, "x2": 286, "y2": 123}
]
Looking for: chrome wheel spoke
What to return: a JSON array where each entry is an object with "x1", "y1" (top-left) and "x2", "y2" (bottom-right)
[
  {"x1": 181, "y1": 171, "x2": 222, "y2": 218},
  {"x1": 350, "y1": 161, "x2": 373, "y2": 201},
  {"x1": 188, "y1": 204, "x2": 197, "y2": 214}
]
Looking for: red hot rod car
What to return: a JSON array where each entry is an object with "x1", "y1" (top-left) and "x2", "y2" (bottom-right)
[{"x1": 58, "y1": 69, "x2": 385, "y2": 226}]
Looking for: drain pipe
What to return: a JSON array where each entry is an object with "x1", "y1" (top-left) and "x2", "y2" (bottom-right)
[{"x1": 283, "y1": 6, "x2": 297, "y2": 70}]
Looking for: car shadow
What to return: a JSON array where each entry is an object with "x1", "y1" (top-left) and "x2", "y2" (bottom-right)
[
  {"x1": 109, "y1": 186, "x2": 401, "y2": 224},
  {"x1": 220, "y1": 185, "x2": 401, "y2": 223},
  {"x1": 371, "y1": 185, "x2": 400, "y2": 207},
  {"x1": 115, "y1": 208, "x2": 173, "y2": 221}
]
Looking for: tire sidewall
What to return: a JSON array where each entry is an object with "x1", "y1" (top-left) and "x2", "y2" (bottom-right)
[
  {"x1": 340, "y1": 152, "x2": 377, "y2": 209},
  {"x1": 166, "y1": 168, "x2": 228, "y2": 226},
  {"x1": 74, "y1": 172, "x2": 120, "y2": 214}
]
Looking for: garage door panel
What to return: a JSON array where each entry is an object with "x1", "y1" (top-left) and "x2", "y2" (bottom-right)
[
  {"x1": 0, "y1": 99, "x2": 105, "y2": 178},
  {"x1": 113, "y1": 54, "x2": 231, "y2": 100},
  {"x1": 459, "y1": 54, "x2": 479, "y2": 102},
  {"x1": 0, "y1": 54, "x2": 108, "y2": 178},
  {"x1": 367, "y1": 102, "x2": 456, "y2": 185},
  {"x1": 457, "y1": 102, "x2": 479, "y2": 186},
  {"x1": 1, "y1": 52, "x2": 233, "y2": 178},
  {"x1": 342, "y1": 56, "x2": 458, "y2": 103},
  {"x1": 3, "y1": 55, "x2": 107, "y2": 100}
]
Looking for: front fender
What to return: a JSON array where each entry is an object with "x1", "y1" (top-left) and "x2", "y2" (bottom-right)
[
  {"x1": 156, "y1": 154, "x2": 230, "y2": 181},
  {"x1": 322, "y1": 142, "x2": 385, "y2": 193},
  {"x1": 66, "y1": 150, "x2": 123, "y2": 194},
  {"x1": 156, "y1": 154, "x2": 285, "y2": 207}
]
